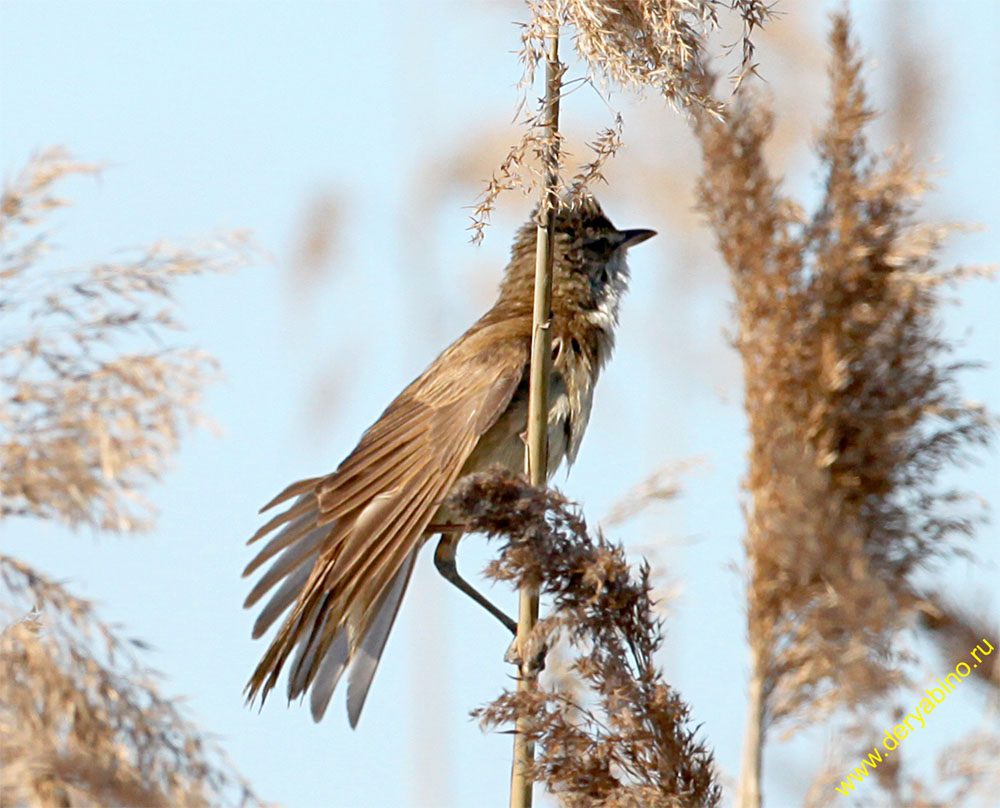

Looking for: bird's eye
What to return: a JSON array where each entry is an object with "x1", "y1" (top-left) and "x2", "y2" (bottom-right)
[{"x1": 585, "y1": 237, "x2": 610, "y2": 253}]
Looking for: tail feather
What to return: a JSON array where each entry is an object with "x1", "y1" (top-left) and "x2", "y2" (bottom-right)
[
  {"x1": 242, "y1": 505, "x2": 315, "y2": 577},
  {"x1": 346, "y1": 548, "x2": 418, "y2": 727},
  {"x1": 243, "y1": 524, "x2": 327, "y2": 608},
  {"x1": 252, "y1": 557, "x2": 316, "y2": 640},
  {"x1": 244, "y1": 481, "x2": 424, "y2": 725},
  {"x1": 310, "y1": 629, "x2": 350, "y2": 721},
  {"x1": 244, "y1": 393, "x2": 469, "y2": 723},
  {"x1": 248, "y1": 495, "x2": 314, "y2": 544}
]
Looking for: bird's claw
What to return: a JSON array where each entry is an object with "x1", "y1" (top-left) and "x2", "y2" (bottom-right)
[{"x1": 505, "y1": 633, "x2": 548, "y2": 675}]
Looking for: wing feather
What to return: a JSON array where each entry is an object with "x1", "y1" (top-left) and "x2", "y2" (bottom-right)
[
  {"x1": 258, "y1": 475, "x2": 323, "y2": 513},
  {"x1": 241, "y1": 506, "x2": 315, "y2": 577},
  {"x1": 252, "y1": 557, "x2": 316, "y2": 639},
  {"x1": 243, "y1": 524, "x2": 327, "y2": 609},
  {"x1": 247, "y1": 495, "x2": 314, "y2": 545},
  {"x1": 244, "y1": 320, "x2": 530, "y2": 722}
]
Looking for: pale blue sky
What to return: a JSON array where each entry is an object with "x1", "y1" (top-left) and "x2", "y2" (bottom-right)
[{"x1": 2, "y1": 2, "x2": 998, "y2": 807}]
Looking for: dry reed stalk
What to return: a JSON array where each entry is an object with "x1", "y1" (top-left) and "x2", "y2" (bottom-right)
[
  {"x1": 513, "y1": 15, "x2": 563, "y2": 808},
  {"x1": 691, "y1": 12, "x2": 994, "y2": 807},
  {"x1": 478, "y1": 4, "x2": 773, "y2": 804}
]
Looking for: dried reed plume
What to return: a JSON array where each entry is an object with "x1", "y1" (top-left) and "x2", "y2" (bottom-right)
[
  {"x1": 1, "y1": 148, "x2": 267, "y2": 806},
  {"x1": 288, "y1": 190, "x2": 341, "y2": 298},
  {"x1": 0, "y1": 149, "x2": 258, "y2": 531},
  {"x1": 601, "y1": 461, "x2": 697, "y2": 529},
  {"x1": 0, "y1": 556, "x2": 271, "y2": 808},
  {"x1": 561, "y1": 0, "x2": 769, "y2": 106},
  {"x1": 918, "y1": 594, "x2": 999, "y2": 693},
  {"x1": 471, "y1": 0, "x2": 773, "y2": 241},
  {"x1": 448, "y1": 469, "x2": 720, "y2": 808},
  {"x1": 1, "y1": 147, "x2": 254, "y2": 532},
  {"x1": 889, "y1": 731, "x2": 1000, "y2": 808},
  {"x1": 802, "y1": 726, "x2": 1000, "y2": 808},
  {"x1": 691, "y1": 11, "x2": 994, "y2": 804}
]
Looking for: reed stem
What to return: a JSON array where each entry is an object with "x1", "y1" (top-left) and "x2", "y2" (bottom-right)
[{"x1": 510, "y1": 18, "x2": 561, "y2": 808}]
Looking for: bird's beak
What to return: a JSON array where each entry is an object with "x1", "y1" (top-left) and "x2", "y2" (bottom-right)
[{"x1": 618, "y1": 229, "x2": 657, "y2": 249}]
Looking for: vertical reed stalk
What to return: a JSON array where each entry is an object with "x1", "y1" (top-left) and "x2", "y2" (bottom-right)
[
  {"x1": 510, "y1": 18, "x2": 561, "y2": 808},
  {"x1": 736, "y1": 643, "x2": 766, "y2": 808}
]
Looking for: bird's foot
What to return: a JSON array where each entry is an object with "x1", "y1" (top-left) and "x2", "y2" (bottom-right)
[{"x1": 504, "y1": 632, "x2": 548, "y2": 676}]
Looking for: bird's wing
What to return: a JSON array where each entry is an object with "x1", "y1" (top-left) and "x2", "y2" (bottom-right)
[{"x1": 243, "y1": 320, "x2": 529, "y2": 722}]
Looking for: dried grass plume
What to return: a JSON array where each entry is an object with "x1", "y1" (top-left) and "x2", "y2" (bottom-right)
[
  {"x1": 0, "y1": 556, "x2": 272, "y2": 808},
  {"x1": 448, "y1": 469, "x2": 720, "y2": 808},
  {"x1": 1, "y1": 147, "x2": 268, "y2": 807},
  {"x1": 690, "y1": 11, "x2": 995, "y2": 807},
  {"x1": 0, "y1": 147, "x2": 255, "y2": 532},
  {"x1": 471, "y1": 0, "x2": 773, "y2": 241},
  {"x1": 695, "y1": 8, "x2": 993, "y2": 732}
]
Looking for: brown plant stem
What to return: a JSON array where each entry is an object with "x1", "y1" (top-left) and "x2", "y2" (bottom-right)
[
  {"x1": 510, "y1": 17, "x2": 560, "y2": 808},
  {"x1": 737, "y1": 643, "x2": 766, "y2": 808}
]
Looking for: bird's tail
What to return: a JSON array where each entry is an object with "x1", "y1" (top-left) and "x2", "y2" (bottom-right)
[{"x1": 242, "y1": 479, "x2": 417, "y2": 725}]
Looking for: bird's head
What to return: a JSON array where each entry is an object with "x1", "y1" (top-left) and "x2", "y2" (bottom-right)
[{"x1": 499, "y1": 195, "x2": 656, "y2": 327}]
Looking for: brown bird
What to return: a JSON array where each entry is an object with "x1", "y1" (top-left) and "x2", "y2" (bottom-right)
[{"x1": 242, "y1": 196, "x2": 654, "y2": 726}]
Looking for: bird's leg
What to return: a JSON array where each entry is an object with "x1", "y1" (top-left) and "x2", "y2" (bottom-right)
[{"x1": 432, "y1": 531, "x2": 517, "y2": 634}]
